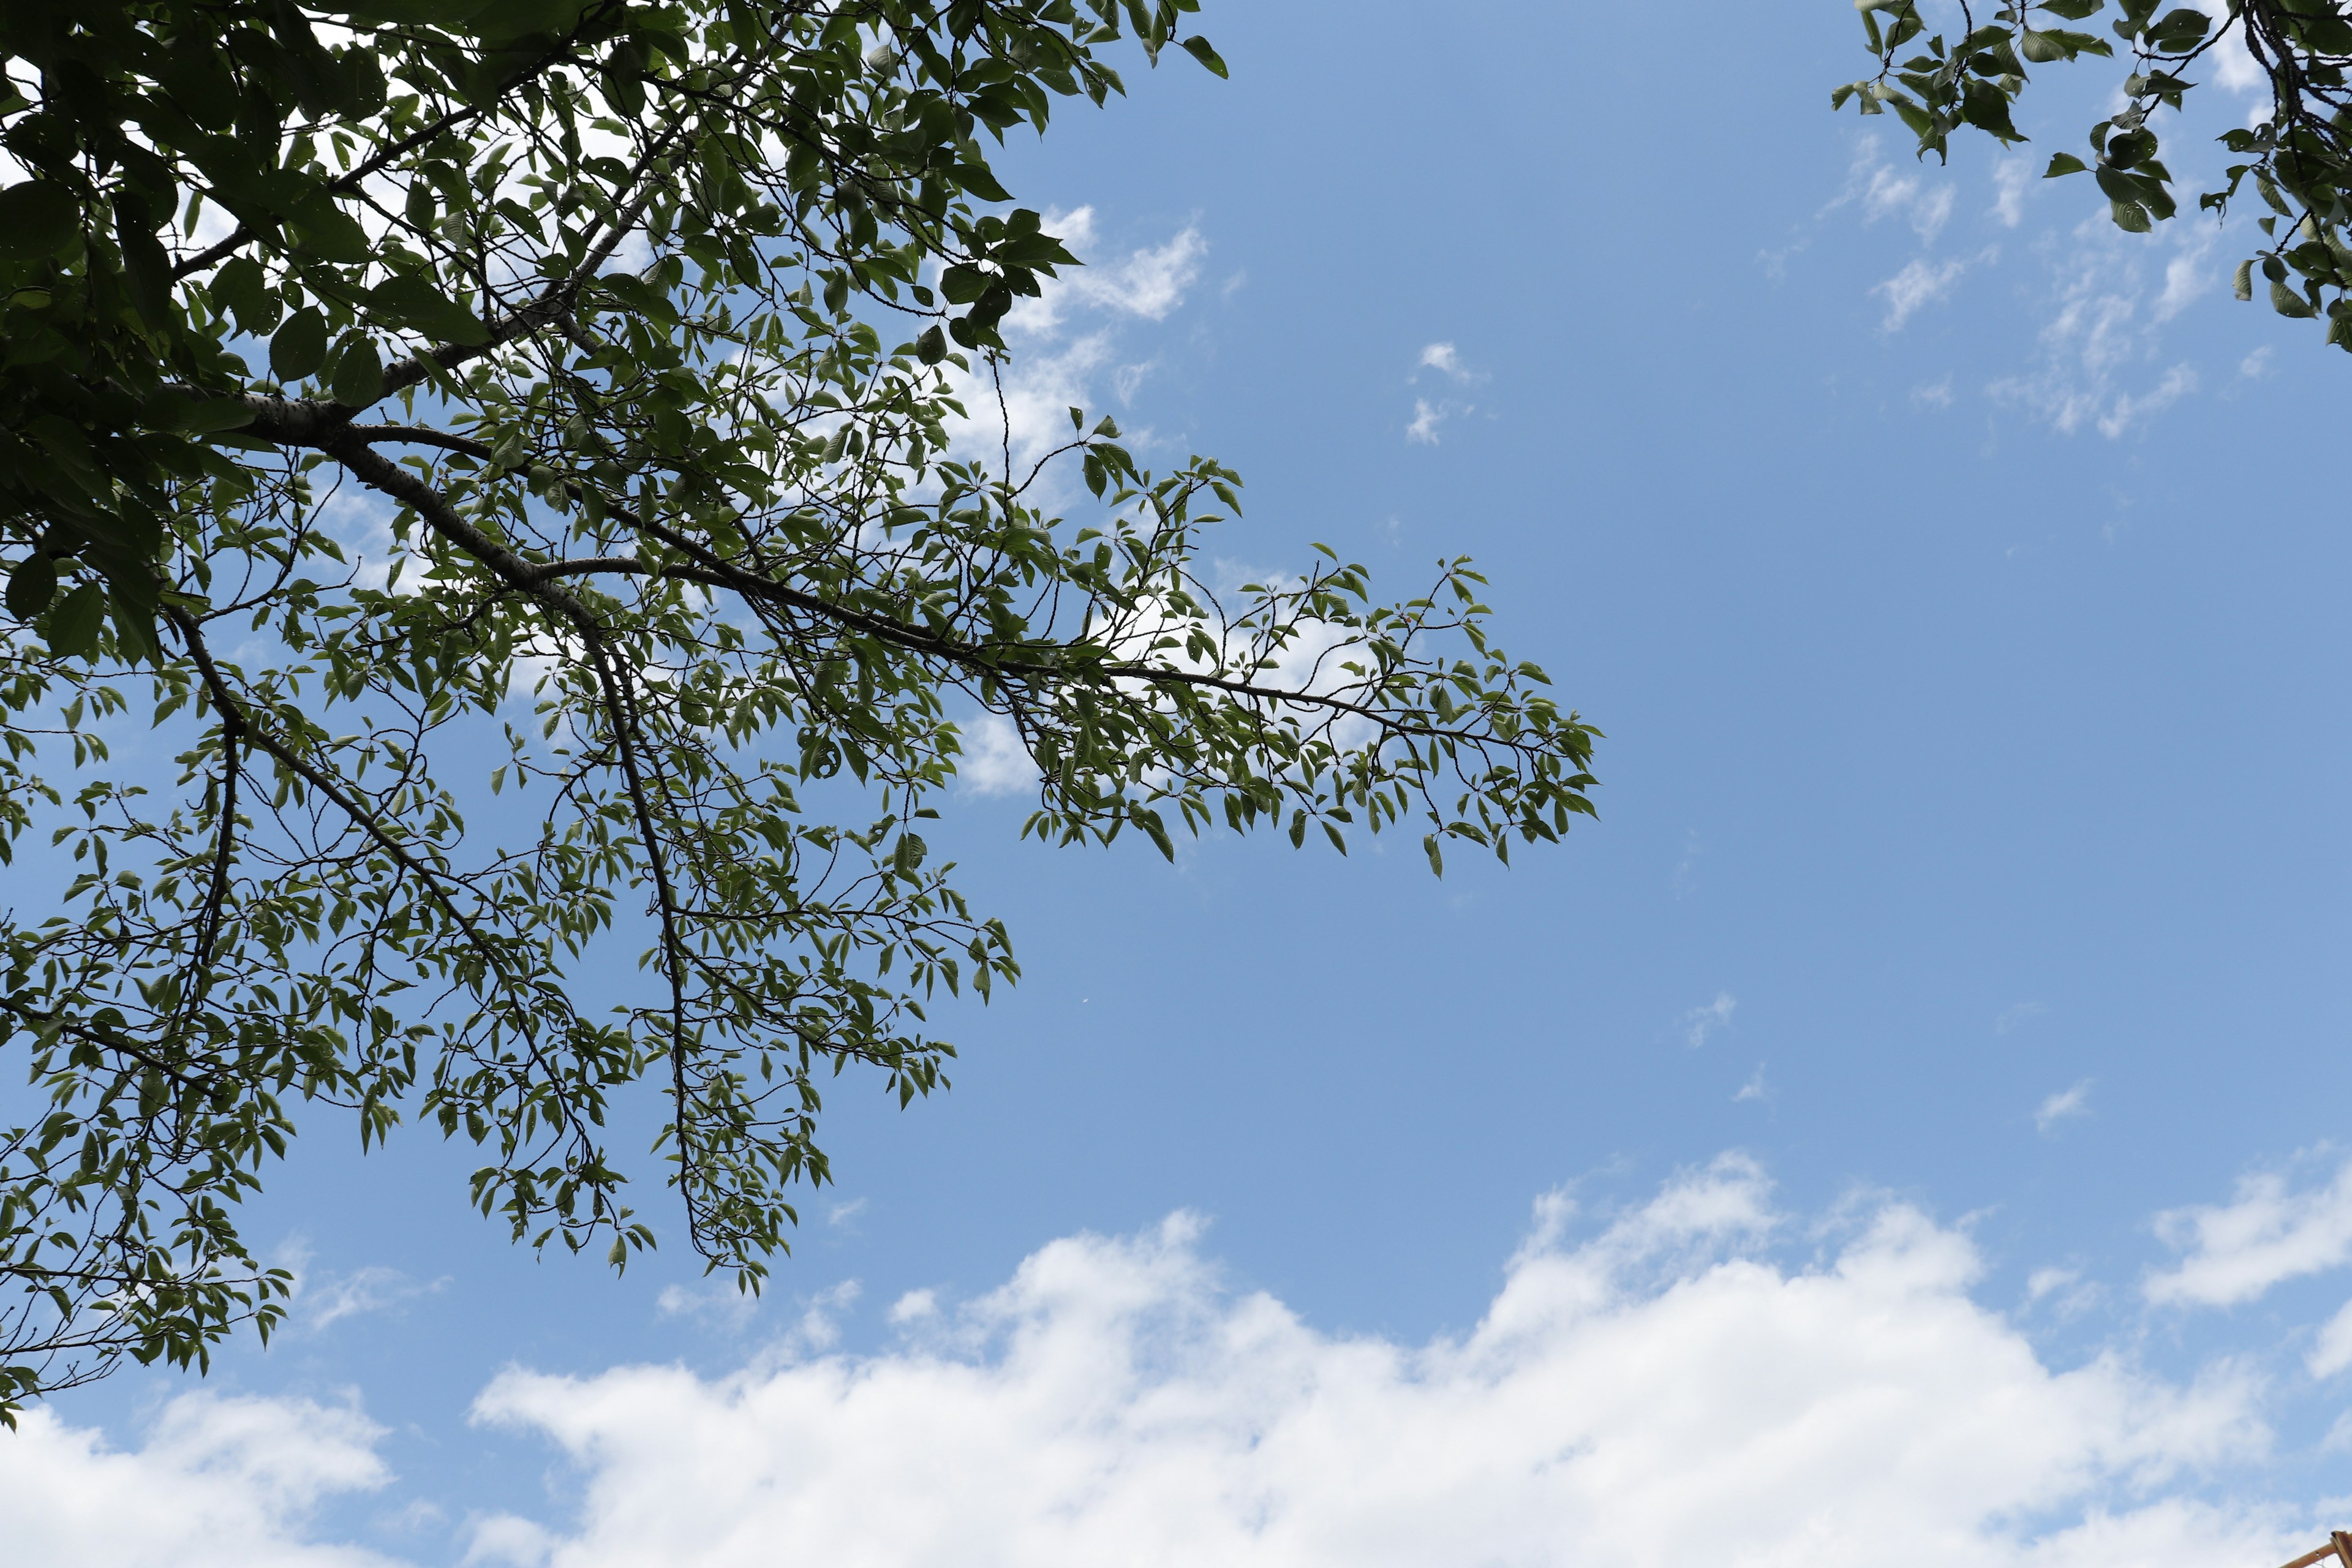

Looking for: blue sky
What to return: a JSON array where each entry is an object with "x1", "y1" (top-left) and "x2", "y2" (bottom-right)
[{"x1": 15, "y1": 2, "x2": 2352, "y2": 1564}]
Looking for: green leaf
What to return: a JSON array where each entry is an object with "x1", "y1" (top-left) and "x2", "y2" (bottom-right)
[
  {"x1": 1178, "y1": 36, "x2": 1229, "y2": 78},
  {"x1": 271, "y1": 309, "x2": 329, "y2": 382},
  {"x1": 317, "y1": 0, "x2": 499, "y2": 22},
  {"x1": 113, "y1": 197, "x2": 175, "y2": 331},
  {"x1": 6, "y1": 554, "x2": 58, "y2": 620},
  {"x1": 209, "y1": 257, "x2": 274, "y2": 334},
  {"x1": 938, "y1": 265, "x2": 990, "y2": 304},
  {"x1": 42, "y1": 582, "x2": 105, "y2": 659},
  {"x1": 2234, "y1": 258, "x2": 2256, "y2": 301},
  {"x1": 0, "y1": 180, "x2": 81, "y2": 260},
  {"x1": 329, "y1": 334, "x2": 385, "y2": 405},
  {"x1": 953, "y1": 162, "x2": 1013, "y2": 203},
  {"x1": 2270, "y1": 277, "x2": 2317, "y2": 317},
  {"x1": 914, "y1": 325, "x2": 947, "y2": 363},
  {"x1": 288, "y1": 196, "x2": 371, "y2": 263},
  {"x1": 366, "y1": 274, "x2": 491, "y2": 346},
  {"x1": 2045, "y1": 153, "x2": 2089, "y2": 177}
]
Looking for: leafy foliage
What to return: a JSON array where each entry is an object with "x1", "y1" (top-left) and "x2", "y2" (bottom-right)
[
  {"x1": 0, "y1": 0, "x2": 1599, "y2": 1420},
  {"x1": 1836, "y1": 0, "x2": 2352, "y2": 347}
]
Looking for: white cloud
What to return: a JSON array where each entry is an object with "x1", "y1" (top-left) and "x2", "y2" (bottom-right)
[
  {"x1": 1683, "y1": 991, "x2": 1736, "y2": 1048},
  {"x1": 0, "y1": 1393, "x2": 395, "y2": 1567},
  {"x1": 2095, "y1": 363, "x2": 2197, "y2": 438},
  {"x1": 655, "y1": 1280, "x2": 762, "y2": 1330},
  {"x1": 303, "y1": 1266, "x2": 443, "y2": 1333},
  {"x1": 1988, "y1": 220, "x2": 2212, "y2": 438},
  {"x1": 2029, "y1": 1265, "x2": 2080, "y2": 1302},
  {"x1": 2036, "y1": 1079, "x2": 2094, "y2": 1135},
  {"x1": 2155, "y1": 227, "x2": 2220, "y2": 322},
  {"x1": 1061, "y1": 218, "x2": 1205, "y2": 323},
  {"x1": 2027, "y1": 1266, "x2": 2103, "y2": 1321},
  {"x1": 1004, "y1": 208, "x2": 1206, "y2": 338},
  {"x1": 938, "y1": 206, "x2": 1207, "y2": 486},
  {"x1": 449, "y1": 1156, "x2": 2290, "y2": 1568},
  {"x1": 1404, "y1": 345, "x2": 1480, "y2": 442},
  {"x1": 1992, "y1": 156, "x2": 2034, "y2": 228},
  {"x1": 1415, "y1": 342, "x2": 1482, "y2": 384},
  {"x1": 2307, "y1": 1297, "x2": 2352, "y2": 1378},
  {"x1": 2201, "y1": 0, "x2": 2264, "y2": 92},
  {"x1": 1875, "y1": 257, "x2": 1967, "y2": 331},
  {"x1": 956, "y1": 712, "x2": 1040, "y2": 797},
  {"x1": 7, "y1": 1159, "x2": 2331, "y2": 1568},
  {"x1": 2241, "y1": 345, "x2": 2275, "y2": 379},
  {"x1": 1734, "y1": 1063, "x2": 1768, "y2": 1102},
  {"x1": 1833, "y1": 135, "x2": 1959, "y2": 243},
  {"x1": 2148, "y1": 1155, "x2": 2352, "y2": 1308}
]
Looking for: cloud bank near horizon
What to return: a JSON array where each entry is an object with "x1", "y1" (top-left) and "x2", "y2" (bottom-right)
[{"x1": 7, "y1": 1153, "x2": 2342, "y2": 1568}]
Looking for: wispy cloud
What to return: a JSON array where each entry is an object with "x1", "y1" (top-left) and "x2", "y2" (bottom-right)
[
  {"x1": 1672, "y1": 829, "x2": 1701, "y2": 897},
  {"x1": 1831, "y1": 136, "x2": 1960, "y2": 243},
  {"x1": 2034, "y1": 1079, "x2": 2094, "y2": 1136},
  {"x1": 1995, "y1": 1002, "x2": 2045, "y2": 1036},
  {"x1": 1683, "y1": 992, "x2": 1736, "y2": 1049},
  {"x1": 1991, "y1": 156, "x2": 2034, "y2": 228},
  {"x1": 2147, "y1": 1152, "x2": 2352, "y2": 1307},
  {"x1": 1987, "y1": 217, "x2": 2215, "y2": 438},
  {"x1": 2309, "y1": 1297, "x2": 2352, "y2": 1377},
  {"x1": 292, "y1": 1261, "x2": 443, "y2": 1335},
  {"x1": 1875, "y1": 257, "x2": 1967, "y2": 332}
]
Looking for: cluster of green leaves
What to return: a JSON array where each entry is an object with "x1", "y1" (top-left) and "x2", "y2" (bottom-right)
[
  {"x1": 0, "y1": 0, "x2": 1598, "y2": 1423},
  {"x1": 1836, "y1": 0, "x2": 2352, "y2": 349}
]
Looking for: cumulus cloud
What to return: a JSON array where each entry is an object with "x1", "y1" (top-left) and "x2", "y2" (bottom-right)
[
  {"x1": 446, "y1": 1155, "x2": 2291, "y2": 1568},
  {"x1": 1415, "y1": 342, "x2": 1481, "y2": 383},
  {"x1": 0, "y1": 1393, "x2": 394, "y2": 1567},
  {"x1": 4, "y1": 1158, "x2": 2330, "y2": 1568},
  {"x1": 2036, "y1": 1079, "x2": 2094, "y2": 1135},
  {"x1": 2147, "y1": 1154, "x2": 2352, "y2": 1308},
  {"x1": 1404, "y1": 344, "x2": 1480, "y2": 442},
  {"x1": 955, "y1": 712, "x2": 1040, "y2": 797}
]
